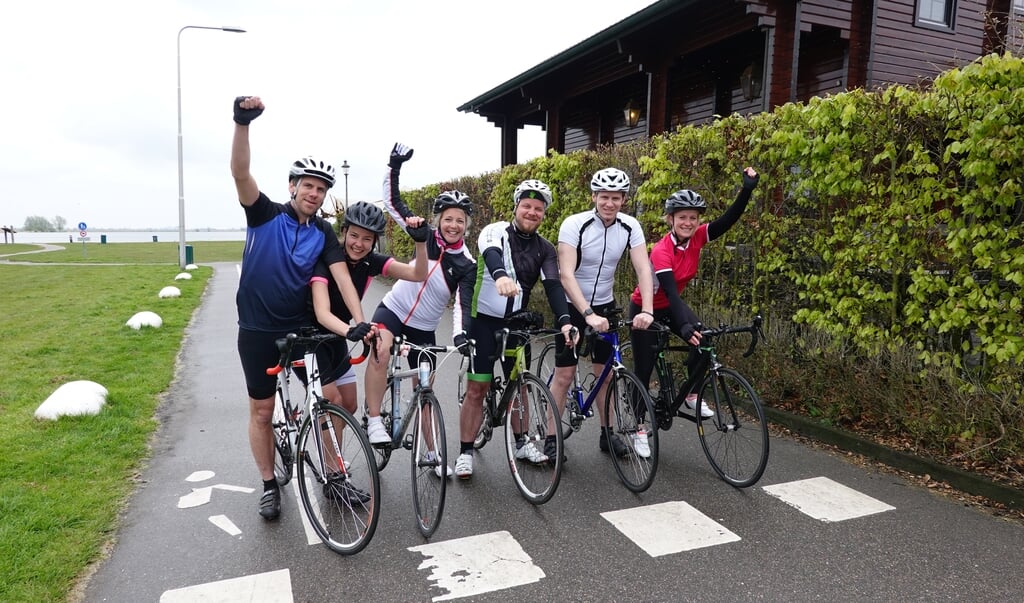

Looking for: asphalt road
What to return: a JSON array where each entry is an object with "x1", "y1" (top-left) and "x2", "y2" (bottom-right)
[{"x1": 81, "y1": 263, "x2": 1024, "y2": 602}]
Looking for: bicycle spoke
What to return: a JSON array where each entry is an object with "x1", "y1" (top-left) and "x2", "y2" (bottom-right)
[
  {"x1": 605, "y1": 368, "x2": 659, "y2": 493},
  {"x1": 411, "y1": 393, "x2": 447, "y2": 537},
  {"x1": 504, "y1": 373, "x2": 562, "y2": 504},
  {"x1": 272, "y1": 389, "x2": 294, "y2": 486},
  {"x1": 296, "y1": 404, "x2": 380, "y2": 555},
  {"x1": 698, "y1": 369, "x2": 769, "y2": 487}
]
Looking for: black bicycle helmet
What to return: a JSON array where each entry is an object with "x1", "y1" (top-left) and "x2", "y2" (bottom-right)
[
  {"x1": 343, "y1": 201, "x2": 386, "y2": 235},
  {"x1": 432, "y1": 190, "x2": 473, "y2": 216},
  {"x1": 288, "y1": 156, "x2": 336, "y2": 188},
  {"x1": 664, "y1": 189, "x2": 706, "y2": 214}
]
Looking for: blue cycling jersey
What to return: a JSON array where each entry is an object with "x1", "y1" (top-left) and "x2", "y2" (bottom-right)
[{"x1": 236, "y1": 192, "x2": 344, "y2": 331}]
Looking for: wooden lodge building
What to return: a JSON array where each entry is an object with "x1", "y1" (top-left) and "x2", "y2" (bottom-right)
[{"x1": 458, "y1": 0, "x2": 1024, "y2": 166}]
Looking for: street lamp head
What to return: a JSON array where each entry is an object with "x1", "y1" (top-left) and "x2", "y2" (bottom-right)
[
  {"x1": 222, "y1": 26, "x2": 246, "y2": 33},
  {"x1": 341, "y1": 160, "x2": 350, "y2": 176}
]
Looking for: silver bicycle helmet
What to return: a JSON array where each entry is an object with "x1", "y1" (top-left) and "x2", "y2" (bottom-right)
[
  {"x1": 343, "y1": 201, "x2": 387, "y2": 235},
  {"x1": 288, "y1": 156, "x2": 336, "y2": 188},
  {"x1": 590, "y1": 167, "x2": 630, "y2": 193},
  {"x1": 664, "y1": 189, "x2": 706, "y2": 214},
  {"x1": 432, "y1": 190, "x2": 473, "y2": 216},
  {"x1": 513, "y1": 179, "x2": 553, "y2": 208}
]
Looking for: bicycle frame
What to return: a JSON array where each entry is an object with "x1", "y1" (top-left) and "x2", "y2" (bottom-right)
[
  {"x1": 567, "y1": 328, "x2": 626, "y2": 418},
  {"x1": 383, "y1": 336, "x2": 466, "y2": 449}
]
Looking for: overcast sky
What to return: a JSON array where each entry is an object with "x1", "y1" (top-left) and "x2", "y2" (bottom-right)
[{"x1": 0, "y1": 0, "x2": 658, "y2": 230}]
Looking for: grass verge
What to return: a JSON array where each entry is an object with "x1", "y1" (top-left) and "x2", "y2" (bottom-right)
[
  {"x1": 0, "y1": 262, "x2": 210, "y2": 602},
  {"x1": 2, "y1": 241, "x2": 244, "y2": 264}
]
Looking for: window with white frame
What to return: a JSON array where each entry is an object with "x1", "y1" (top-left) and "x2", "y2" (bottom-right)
[{"x1": 916, "y1": 0, "x2": 956, "y2": 28}]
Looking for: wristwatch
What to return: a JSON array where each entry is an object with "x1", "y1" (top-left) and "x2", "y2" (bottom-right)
[{"x1": 583, "y1": 307, "x2": 595, "y2": 317}]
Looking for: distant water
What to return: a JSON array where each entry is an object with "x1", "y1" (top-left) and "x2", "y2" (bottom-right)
[{"x1": 8, "y1": 230, "x2": 247, "y2": 244}]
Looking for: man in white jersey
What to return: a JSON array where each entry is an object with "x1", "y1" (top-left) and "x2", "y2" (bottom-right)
[{"x1": 548, "y1": 167, "x2": 654, "y2": 459}]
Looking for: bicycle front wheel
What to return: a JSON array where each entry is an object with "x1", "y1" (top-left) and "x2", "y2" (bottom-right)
[
  {"x1": 604, "y1": 368, "x2": 659, "y2": 493},
  {"x1": 411, "y1": 392, "x2": 447, "y2": 537},
  {"x1": 296, "y1": 403, "x2": 380, "y2": 555},
  {"x1": 504, "y1": 373, "x2": 562, "y2": 504},
  {"x1": 272, "y1": 389, "x2": 294, "y2": 486},
  {"x1": 697, "y1": 368, "x2": 769, "y2": 488}
]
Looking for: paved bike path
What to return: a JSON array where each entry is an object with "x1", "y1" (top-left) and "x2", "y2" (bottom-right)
[{"x1": 81, "y1": 263, "x2": 1024, "y2": 602}]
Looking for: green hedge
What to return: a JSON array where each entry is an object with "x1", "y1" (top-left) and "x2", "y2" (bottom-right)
[{"x1": 390, "y1": 52, "x2": 1024, "y2": 468}]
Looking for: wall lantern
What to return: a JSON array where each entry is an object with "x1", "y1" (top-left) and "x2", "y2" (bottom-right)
[
  {"x1": 623, "y1": 99, "x2": 641, "y2": 128},
  {"x1": 740, "y1": 61, "x2": 763, "y2": 101}
]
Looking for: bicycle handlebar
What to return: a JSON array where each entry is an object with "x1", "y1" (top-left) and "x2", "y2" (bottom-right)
[
  {"x1": 639, "y1": 315, "x2": 764, "y2": 357},
  {"x1": 265, "y1": 330, "x2": 371, "y2": 376}
]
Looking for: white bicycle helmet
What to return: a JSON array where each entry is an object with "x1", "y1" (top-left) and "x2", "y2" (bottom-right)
[
  {"x1": 288, "y1": 156, "x2": 336, "y2": 189},
  {"x1": 513, "y1": 179, "x2": 553, "y2": 208},
  {"x1": 590, "y1": 167, "x2": 630, "y2": 193}
]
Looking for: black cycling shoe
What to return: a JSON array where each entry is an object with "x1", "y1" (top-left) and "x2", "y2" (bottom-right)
[
  {"x1": 323, "y1": 473, "x2": 371, "y2": 504},
  {"x1": 599, "y1": 431, "x2": 628, "y2": 457},
  {"x1": 544, "y1": 438, "x2": 567, "y2": 465},
  {"x1": 258, "y1": 488, "x2": 281, "y2": 520}
]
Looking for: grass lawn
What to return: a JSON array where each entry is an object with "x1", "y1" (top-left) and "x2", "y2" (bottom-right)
[
  {"x1": 1, "y1": 241, "x2": 244, "y2": 264},
  {"x1": 0, "y1": 257, "x2": 212, "y2": 602}
]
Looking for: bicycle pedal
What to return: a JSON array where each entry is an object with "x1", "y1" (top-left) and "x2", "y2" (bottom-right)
[{"x1": 403, "y1": 434, "x2": 413, "y2": 450}]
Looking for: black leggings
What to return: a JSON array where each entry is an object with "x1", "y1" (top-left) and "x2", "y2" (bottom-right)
[{"x1": 628, "y1": 301, "x2": 700, "y2": 396}]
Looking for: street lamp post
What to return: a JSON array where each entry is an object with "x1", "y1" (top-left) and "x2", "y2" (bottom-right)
[
  {"x1": 177, "y1": 25, "x2": 246, "y2": 269},
  {"x1": 341, "y1": 160, "x2": 350, "y2": 212}
]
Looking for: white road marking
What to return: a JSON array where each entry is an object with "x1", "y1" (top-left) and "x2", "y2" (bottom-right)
[
  {"x1": 186, "y1": 470, "x2": 215, "y2": 482},
  {"x1": 160, "y1": 568, "x2": 292, "y2": 602},
  {"x1": 409, "y1": 530, "x2": 545, "y2": 601},
  {"x1": 601, "y1": 500, "x2": 741, "y2": 557},
  {"x1": 209, "y1": 514, "x2": 242, "y2": 536},
  {"x1": 762, "y1": 476, "x2": 896, "y2": 522},
  {"x1": 177, "y1": 484, "x2": 254, "y2": 508},
  {"x1": 291, "y1": 472, "x2": 321, "y2": 545}
]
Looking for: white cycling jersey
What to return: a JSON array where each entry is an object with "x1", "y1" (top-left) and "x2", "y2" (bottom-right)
[{"x1": 557, "y1": 209, "x2": 645, "y2": 306}]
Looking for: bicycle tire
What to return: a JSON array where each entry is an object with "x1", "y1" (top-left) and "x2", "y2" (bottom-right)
[
  {"x1": 537, "y1": 342, "x2": 578, "y2": 442},
  {"x1": 697, "y1": 368, "x2": 769, "y2": 488},
  {"x1": 411, "y1": 392, "x2": 447, "y2": 537},
  {"x1": 272, "y1": 388, "x2": 294, "y2": 486},
  {"x1": 604, "y1": 367, "x2": 659, "y2": 493},
  {"x1": 296, "y1": 403, "x2": 380, "y2": 555},
  {"x1": 504, "y1": 372, "x2": 563, "y2": 504}
]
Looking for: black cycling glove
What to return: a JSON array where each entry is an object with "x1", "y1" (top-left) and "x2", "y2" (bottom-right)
[
  {"x1": 346, "y1": 322, "x2": 372, "y2": 341},
  {"x1": 453, "y1": 334, "x2": 471, "y2": 357},
  {"x1": 742, "y1": 170, "x2": 760, "y2": 190},
  {"x1": 388, "y1": 143, "x2": 414, "y2": 170},
  {"x1": 232, "y1": 96, "x2": 264, "y2": 126},
  {"x1": 407, "y1": 224, "x2": 430, "y2": 243}
]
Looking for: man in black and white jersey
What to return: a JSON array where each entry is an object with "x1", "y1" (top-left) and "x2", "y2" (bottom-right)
[
  {"x1": 230, "y1": 96, "x2": 371, "y2": 521},
  {"x1": 453, "y1": 180, "x2": 575, "y2": 478},
  {"x1": 549, "y1": 167, "x2": 655, "y2": 459}
]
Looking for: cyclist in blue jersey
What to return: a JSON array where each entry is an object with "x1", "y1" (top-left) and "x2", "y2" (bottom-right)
[
  {"x1": 231, "y1": 95, "x2": 373, "y2": 521},
  {"x1": 452, "y1": 179, "x2": 575, "y2": 478},
  {"x1": 309, "y1": 144, "x2": 430, "y2": 417},
  {"x1": 548, "y1": 167, "x2": 655, "y2": 459}
]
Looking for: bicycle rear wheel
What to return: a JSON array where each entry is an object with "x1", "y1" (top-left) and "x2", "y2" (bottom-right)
[
  {"x1": 411, "y1": 392, "x2": 447, "y2": 537},
  {"x1": 537, "y1": 342, "x2": 578, "y2": 442},
  {"x1": 604, "y1": 368, "x2": 659, "y2": 493},
  {"x1": 272, "y1": 388, "x2": 294, "y2": 486},
  {"x1": 697, "y1": 368, "x2": 769, "y2": 488},
  {"x1": 296, "y1": 403, "x2": 380, "y2": 555},
  {"x1": 504, "y1": 373, "x2": 562, "y2": 504}
]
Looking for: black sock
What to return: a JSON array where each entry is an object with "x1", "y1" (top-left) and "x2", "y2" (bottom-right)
[
  {"x1": 460, "y1": 442, "x2": 475, "y2": 454},
  {"x1": 263, "y1": 479, "x2": 278, "y2": 492}
]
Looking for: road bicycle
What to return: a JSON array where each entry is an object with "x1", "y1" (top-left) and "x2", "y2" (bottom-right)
[
  {"x1": 362, "y1": 335, "x2": 463, "y2": 538},
  {"x1": 268, "y1": 329, "x2": 380, "y2": 555},
  {"x1": 461, "y1": 310, "x2": 564, "y2": 504},
  {"x1": 536, "y1": 308, "x2": 659, "y2": 493},
  {"x1": 627, "y1": 316, "x2": 770, "y2": 488}
]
